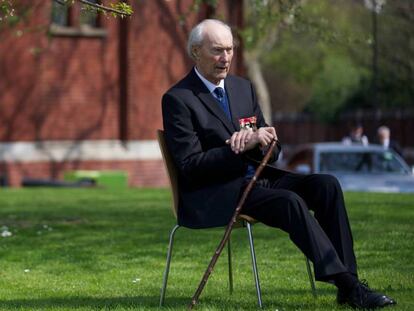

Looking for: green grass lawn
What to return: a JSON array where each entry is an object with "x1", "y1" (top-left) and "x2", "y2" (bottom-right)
[{"x1": 0, "y1": 188, "x2": 413, "y2": 311}]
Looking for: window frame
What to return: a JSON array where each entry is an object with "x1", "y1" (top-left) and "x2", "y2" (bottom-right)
[{"x1": 49, "y1": 0, "x2": 107, "y2": 38}]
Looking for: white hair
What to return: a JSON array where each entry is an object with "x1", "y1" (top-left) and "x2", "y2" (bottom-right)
[{"x1": 187, "y1": 19, "x2": 232, "y2": 59}]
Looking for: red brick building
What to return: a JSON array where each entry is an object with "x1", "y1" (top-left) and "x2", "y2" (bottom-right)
[{"x1": 0, "y1": 0, "x2": 243, "y2": 187}]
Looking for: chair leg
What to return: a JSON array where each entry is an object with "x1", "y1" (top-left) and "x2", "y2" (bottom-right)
[
  {"x1": 159, "y1": 224, "x2": 180, "y2": 307},
  {"x1": 246, "y1": 222, "x2": 263, "y2": 308},
  {"x1": 227, "y1": 236, "x2": 234, "y2": 294},
  {"x1": 305, "y1": 256, "x2": 317, "y2": 297}
]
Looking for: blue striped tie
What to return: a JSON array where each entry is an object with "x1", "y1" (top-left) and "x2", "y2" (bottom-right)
[{"x1": 214, "y1": 87, "x2": 232, "y2": 120}]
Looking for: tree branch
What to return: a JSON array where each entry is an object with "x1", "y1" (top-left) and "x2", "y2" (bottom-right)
[
  {"x1": 53, "y1": 0, "x2": 133, "y2": 17},
  {"x1": 78, "y1": 0, "x2": 131, "y2": 16}
]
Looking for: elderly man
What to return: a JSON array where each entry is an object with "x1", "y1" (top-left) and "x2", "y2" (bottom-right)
[
  {"x1": 161, "y1": 19, "x2": 395, "y2": 309},
  {"x1": 377, "y1": 125, "x2": 403, "y2": 157}
]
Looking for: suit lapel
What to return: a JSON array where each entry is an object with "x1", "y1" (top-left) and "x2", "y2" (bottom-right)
[
  {"x1": 225, "y1": 78, "x2": 242, "y2": 131},
  {"x1": 188, "y1": 70, "x2": 236, "y2": 134}
]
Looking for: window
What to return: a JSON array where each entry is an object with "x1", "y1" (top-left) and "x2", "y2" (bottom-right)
[
  {"x1": 79, "y1": 0, "x2": 100, "y2": 28},
  {"x1": 50, "y1": 0, "x2": 106, "y2": 37},
  {"x1": 51, "y1": 1, "x2": 70, "y2": 26},
  {"x1": 319, "y1": 151, "x2": 409, "y2": 174}
]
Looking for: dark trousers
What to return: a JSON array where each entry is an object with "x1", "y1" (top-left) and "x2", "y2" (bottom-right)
[{"x1": 241, "y1": 172, "x2": 358, "y2": 283}]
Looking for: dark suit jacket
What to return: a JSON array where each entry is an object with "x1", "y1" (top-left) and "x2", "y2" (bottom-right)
[
  {"x1": 389, "y1": 139, "x2": 403, "y2": 158},
  {"x1": 375, "y1": 139, "x2": 403, "y2": 157},
  {"x1": 162, "y1": 68, "x2": 284, "y2": 228},
  {"x1": 388, "y1": 140, "x2": 403, "y2": 157}
]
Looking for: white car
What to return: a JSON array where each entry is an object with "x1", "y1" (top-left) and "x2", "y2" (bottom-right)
[{"x1": 285, "y1": 143, "x2": 414, "y2": 193}]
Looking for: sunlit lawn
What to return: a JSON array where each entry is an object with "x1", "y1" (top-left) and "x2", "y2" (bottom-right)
[{"x1": 0, "y1": 188, "x2": 413, "y2": 310}]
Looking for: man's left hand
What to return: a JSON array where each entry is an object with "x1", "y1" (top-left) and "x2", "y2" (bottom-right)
[{"x1": 226, "y1": 127, "x2": 277, "y2": 154}]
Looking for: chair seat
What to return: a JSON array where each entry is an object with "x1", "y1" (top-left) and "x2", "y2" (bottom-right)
[
  {"x1": 238, "y1": 214, "x2": 258, "y2": 224},
  {"x1": 233, "y1": 214, "x2": 258, "y2": 228}
]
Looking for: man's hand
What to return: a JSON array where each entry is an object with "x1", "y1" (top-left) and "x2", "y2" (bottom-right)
[{"x1": 226, "y1": 127, "x2": 277, "y2": 154}]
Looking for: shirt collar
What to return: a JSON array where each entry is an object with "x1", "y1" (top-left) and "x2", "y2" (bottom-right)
[{"x1": 194, "y1": 66, "x2": 225, "y2": 94}]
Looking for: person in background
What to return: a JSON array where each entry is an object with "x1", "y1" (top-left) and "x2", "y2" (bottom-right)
[
  {"x1": 377, "y1": 125, "x2": 403, "y2": 157},
  {"x1": 342, "y1": 123, "x2": 369, "y2": 146}
]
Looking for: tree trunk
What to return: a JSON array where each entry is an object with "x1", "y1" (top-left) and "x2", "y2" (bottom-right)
[{"x1": 244, "y1": 51, "x2": 272, "y2": 124}]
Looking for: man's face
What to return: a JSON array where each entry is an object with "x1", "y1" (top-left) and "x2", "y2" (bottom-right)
[
  {"x1": 352, "y1": 127, "x2": 363, "y2": 138},
  {"x1": 193, "y1": 24, "x2": 233, "y2": 85},
  {"x1": 378, "y1": 130, "x2": 389, "y2": 142}
]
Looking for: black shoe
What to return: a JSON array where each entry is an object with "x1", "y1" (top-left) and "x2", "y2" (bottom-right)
[
  {"x1": 338, "y1": 280, "x2": 396, "y2": 309},
  {"x1": 337, "y1": 287, "x2": 347, "y2": 305}
]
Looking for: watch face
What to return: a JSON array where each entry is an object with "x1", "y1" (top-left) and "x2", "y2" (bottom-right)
[{"x1": 239, "y1": 116, "x2": 257, "y2": 131}]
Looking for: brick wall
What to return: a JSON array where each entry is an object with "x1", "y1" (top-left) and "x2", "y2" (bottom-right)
[
  {"x1": 0, "y1": 1, "x2": 119, "y2": 141},
  {"x1": 0, "y1": 1, "x2": 243, "y2": 142},
  {"x1": 0, "y1": 0, "x2": 244, "y2": 187}
]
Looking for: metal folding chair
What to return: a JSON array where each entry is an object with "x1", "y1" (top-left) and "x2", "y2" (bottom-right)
[{"x1": 157, "y1": 129, "x2": 316, "y2": 308}]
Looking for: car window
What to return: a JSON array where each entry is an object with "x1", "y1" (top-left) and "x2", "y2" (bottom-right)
[{"x1": 319, "y1": 151, "x2": 408, "y2": 174}]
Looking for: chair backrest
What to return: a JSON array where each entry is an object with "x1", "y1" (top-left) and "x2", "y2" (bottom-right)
[
  {"x1": 157, "y1": 129, "x2": 256, "y2": 226},
  {"x1": 157, "y1": 129, "x2": 179, "y2": 218}
]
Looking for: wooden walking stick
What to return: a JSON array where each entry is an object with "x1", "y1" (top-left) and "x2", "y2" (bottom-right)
[{"x1": 188, "y1": 139, "x2": 277, "y2": 309}]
